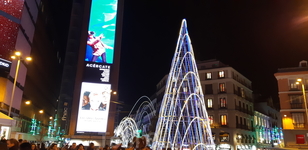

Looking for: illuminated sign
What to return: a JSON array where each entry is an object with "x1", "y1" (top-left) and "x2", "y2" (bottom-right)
[
  {"x1": 84, "y1": 0, "x2": 118, "y2": 64},
  {"x1": 76, "y1": 82, "x2": 111, "y2": 133},
  {"x1": 83, "y1": 63, "x2": 111, "y2": 83},
  {"x1": 296, "y1": 134, "x2": 305, "y2": 144},
  {"x1": 0, "y1": 58, "x2": 11, "y2": 71}
]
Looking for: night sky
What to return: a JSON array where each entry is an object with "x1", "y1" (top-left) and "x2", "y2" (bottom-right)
[{"x1": 118, "y1": 1, "x2": 308, "y2": 111}]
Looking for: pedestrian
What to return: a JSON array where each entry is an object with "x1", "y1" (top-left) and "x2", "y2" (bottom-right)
[
  {"x1": 77, "y1": 144, "x2": 85, "y2": 150},
  {"x1": 31, "y1": 143, "x2": 39, "y2": 150},
  {"x1": 7, "y1": 138, "x2": 19, "y2": 150},
  {"x1": 69, "y1": 142, "x2": 77, "y2": 150},
  {"x1": 0, "y1": 139, "x2": 7, "y2": 149},
  {"x1": 87, "y1": 143, "x2": 95, "y2": 150},
  {"x1": 48, "y1": 143, "x2": 59, "y2": 150},
  {"x1": 20, "y1": 142, "x2": 32, "y2": 150},
  {"x1": 40, "y1": 143, "x2": 47, "y2": 150}
]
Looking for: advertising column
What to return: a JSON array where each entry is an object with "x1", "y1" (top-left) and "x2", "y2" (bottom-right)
[{"x1": 75, "y1": 0, "x2": 118, "y2": 134}]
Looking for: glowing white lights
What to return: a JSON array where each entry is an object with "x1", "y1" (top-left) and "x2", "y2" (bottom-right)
[{"x1": 151, "y1": 19, "x2": 215, "y2": 150}]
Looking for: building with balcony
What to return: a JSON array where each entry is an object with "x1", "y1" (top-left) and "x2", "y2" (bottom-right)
[
  {"x1": 135, "y1": 59, "x2": 285, "y2": 150},
  {"x1": 196, "y1": 59, "x2": 256, "y2": 150},
  {"x1": 254, "y1": 97, "x2": 283, "y2": 149},
  {"x1": 274, "y1": 60, "x2": 308, "y2": 149}
]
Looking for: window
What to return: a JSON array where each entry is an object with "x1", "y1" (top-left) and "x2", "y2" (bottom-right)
[
  {"x1": 205, "y1": 84, "x2": 213, "y2": 94},
  {"x1": 289, "y1": 79, "x2": 300, "y2": 90},
  {"x1": 221, "y1": 115, "x2": 227, "y2": 125},
  {"x1": 208, "y1": 115, "x2": 214, "y2": 125},
  {"x1": 292, "y1": 113, "x2": 305, "y2": 128},
  {"x1": 240, "y1": 88, "x2": 245, "y2": 98},
  {"x1": 219, "y1": 132, "x2": 229, "y2": 142},
  {"x1": 206, "y1": 73, "x2": 212, "y2": 80},
  {"x1": 218, "y1": 71, "x2": 225, "y2": 78},
  {"x1": 290, "y1": 95, "x2": 302, "y2": 103},
  {"x1": 207, "y1": 98, "x2": 213, "y2": 108},
  {"x1": 220, "y1": 98, "x2": 227, "y2": 108},
  {"x1": 219, "y1": 83, "x2": 226, "y2": 92},
  {"x1": 290, "y1": 95, "x2": 303, "y2": 109},
  {"x1": 254, "y1": 116, "x2": 258, "y2": 126}
]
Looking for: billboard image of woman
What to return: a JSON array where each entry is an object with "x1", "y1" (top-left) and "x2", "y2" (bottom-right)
[
  {"x1": 76, "y1": 82, "x2": 111, "y2": 133},
  {"x1": 85, "y1": 0, "x2": 118, "y2": 64}
]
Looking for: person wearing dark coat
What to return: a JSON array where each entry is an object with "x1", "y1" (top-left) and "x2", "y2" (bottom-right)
[
  {"x1": 0, "y1": 139, "x2": 7, "y2": 150},
  {"x1": 20, "y1": 142, "x2": 32, "y2": 150},
  {"x1": 7, "y1": 138, "x2": 19, "y2": 150}
]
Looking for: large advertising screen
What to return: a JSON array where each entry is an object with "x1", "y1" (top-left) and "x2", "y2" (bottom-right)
[
  {"x1": 76, "y1": 82, "x2": 111, "y2": 133},
  {"x1": 85, "y1": 0, "x2": 118, "y2": 64}
]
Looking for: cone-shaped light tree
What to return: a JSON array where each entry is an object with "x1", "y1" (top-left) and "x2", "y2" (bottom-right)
[{"x1": 152, "y1": 19, "x2": 215, "y2": 150}]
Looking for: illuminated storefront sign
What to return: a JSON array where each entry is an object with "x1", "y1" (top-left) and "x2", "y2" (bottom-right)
[
  {"x1": 0, "y1": 126, "x2": 10, "y2": 140},
  {"x1": 0, "y1": 58, "x2": 11, "y2": 71},
  {"x1": 84, "y1": 0, "x2": 118, "y2": 64},
  {"x1": 296, "y1": 134, "x2": 305, "y2": 144},
  {"x1": 76, "y1": 82, "x2": 111, "y2": 133}
]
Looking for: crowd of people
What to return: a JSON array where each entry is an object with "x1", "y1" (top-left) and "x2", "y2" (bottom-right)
[
  {"x1": 0, "y1": 137, "x2": 151, "y2": 150},
  {"x1": 0, "y1": 138, "x2": 103, "y2": 150}
]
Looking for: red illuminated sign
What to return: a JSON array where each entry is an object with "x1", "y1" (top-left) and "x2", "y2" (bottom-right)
[{"x1": 296, "y1": 134, "x2": 305, "y2": 144}]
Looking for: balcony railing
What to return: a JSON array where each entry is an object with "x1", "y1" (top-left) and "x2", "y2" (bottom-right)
[
  {"x1": 290, "y1": 103, "x2": 303, "y2": 109},
  {"x1": 235, "y1": 105, "x2": 254, "y2": 116},
  {"x1": 293, "y1": 123, "x2": 305, "y2": 129}
]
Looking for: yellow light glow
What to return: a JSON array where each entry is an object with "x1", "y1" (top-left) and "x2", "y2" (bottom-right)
[
  {"x1": 49, "y1": 116, "x2": 53, "y2": 120},
  {"x1": 15, "y1": 51, "x2": 21, "y2": 56},
  {"x1": 39, "y1": 110, "x2": 44, "y2": 114},
  {"x1": 283, "y1": 117, "x2": 293, "y2": 129},
  {"x1": 11, "y1": 56, "x2": 16, "y2": 59},
  {"x1": 25, "y1": 101, "x2": 31, "y2": 105},
  {"x1": 113, "y1": 91, "x2": 117, "y2": 95},
  {"x1": 25, "y1": 57, "x2": 32, "y2": 61},
  {"x1": 296, "y1": 82, "x2": 300, "y2": 85},
  {"x1": 284, "y1": 115, "x2": 287, "y2": 117},
  {"x1": 297, "y1": 79, "x2": 302, "y2": 82}
]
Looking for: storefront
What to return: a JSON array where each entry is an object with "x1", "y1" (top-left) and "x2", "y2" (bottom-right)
[
  {"x1": 0, "y1": 112, "x2": 15, "y2": 140},
  {"x1": 216, "y1": 143, "x2": 233, "y2": 150}
]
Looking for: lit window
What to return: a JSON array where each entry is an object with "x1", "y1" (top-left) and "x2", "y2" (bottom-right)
[
  {"x1": 207, "y1": 98, "x2": 213, "y2": 108},
  {"x1": 289, "y1": 79, "x2": 300, "y2": 90},
  {"x1": 221, "y1": 115, "x2": 227, "y2": 125},
  {"x1": 219, "y1": 71, "x2": 225, "y2": 78},
  {"x1": 206, "y1": 73, "x2": 212, "y2": 79},
  {"x1": 208, "y1": 115, "x2": 214, "y2": 125},
  {"x1": 292, "y1": 113, "x2": 305, "y2": 128},
  {"x1": 219, "y1": 83, "x2": 226, "y2": 92},
  {"x1": 220, "y1": 98, "x2": 227, "y2": 108},
  {"x1": 240, "y1": 88, "x2": 245, "y2": 98}
]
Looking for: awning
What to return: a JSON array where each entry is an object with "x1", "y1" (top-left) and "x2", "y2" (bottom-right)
[{"x1": 0, "y1": 112, "x2": 14, "y2": 126}]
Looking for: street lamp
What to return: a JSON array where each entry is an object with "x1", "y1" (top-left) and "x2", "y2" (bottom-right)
[
  {"x1": 296, "y1": 79, "x2": 308, "y2": 123},
  {"x1": 8, "y1": 51, "x2": 32, "y2": 117}
]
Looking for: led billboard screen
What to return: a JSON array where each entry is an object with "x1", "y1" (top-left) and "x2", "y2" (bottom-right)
[
  {"x1": 76, "y1": 82, "x2": 111, "y2": 133},
  {"x1": 85, "y1": 0, "x2": 118, "y2": 64}
]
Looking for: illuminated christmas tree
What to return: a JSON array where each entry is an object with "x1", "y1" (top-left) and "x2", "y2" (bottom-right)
[{"x1": 152, "y1": 19, "x2": 215, "y2": 150}]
